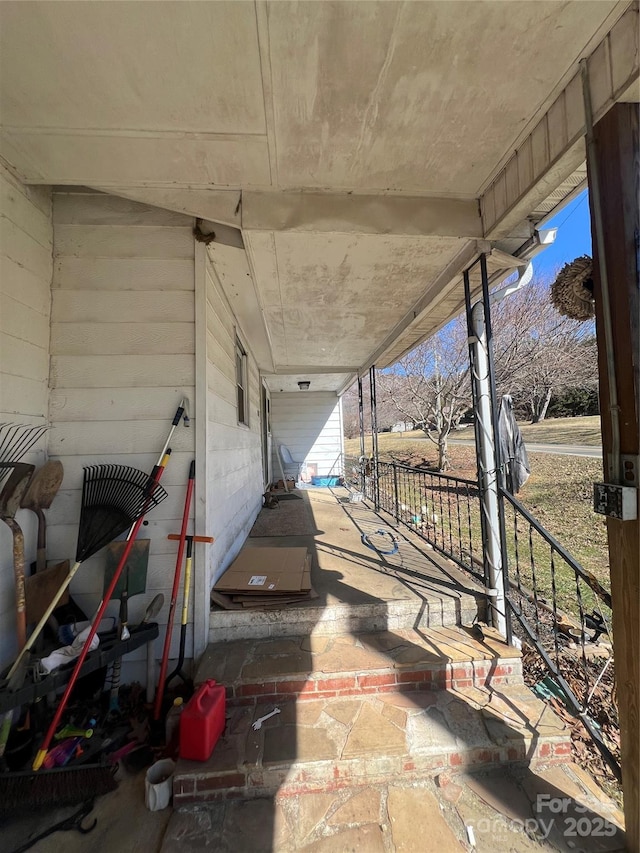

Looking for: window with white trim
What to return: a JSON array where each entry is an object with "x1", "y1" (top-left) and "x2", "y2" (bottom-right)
[{"x1": 235, "y1": 336, "x2": 249, "y2": 426}]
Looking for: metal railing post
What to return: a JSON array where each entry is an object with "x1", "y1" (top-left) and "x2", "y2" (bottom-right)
[
  {"x1": 392, "y1": 461, "x2": 400, "y2": 522},
  {"x1": 357, "y1": 375, "x2": 365, "y2": 493},
  {"x1": 369, "y1": 365, "x2": 380, "y2": 511},
  {"x1": 464, "y1": 256, "x2": 510, "y2": 640}
]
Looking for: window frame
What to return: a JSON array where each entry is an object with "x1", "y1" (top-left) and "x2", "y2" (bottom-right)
[{"x1": 235, "y1": 334, "x2": 249, "y2": 427}]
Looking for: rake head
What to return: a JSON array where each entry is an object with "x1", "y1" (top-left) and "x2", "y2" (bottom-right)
[{"x1": 76, "y1": 464, "x2": 168, "y2": 562}]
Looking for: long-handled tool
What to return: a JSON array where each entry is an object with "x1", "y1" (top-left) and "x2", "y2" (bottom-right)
[
  {"x1": 33, "y1": 399, "x2": 188, "y2": 770},
  {"x1": 0, "y1": 462, "x2": 35, "y2": 766},
  {"x1": 136, "y1": 593, "x2": 165, "y2": 699},
  {"x1": 153, "y1": 460, "x2": 195, "y2": 719},
  {"x1": 0, "y1": 462, "x2": 35, "y2": 649},
  {"x1": 164, "y1": 533, "x2": 213, "y2": 692},
  {"x1": 103, "y1": 539, "x2": 150, "y2": 711},
  {"x1": 20, "y1": 460, "x2": 64, "y2": 573}
]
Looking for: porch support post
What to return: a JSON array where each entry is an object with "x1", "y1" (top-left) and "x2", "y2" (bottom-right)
[
  {"x1": 464, "y1": 257, "x2": 509, "y2": 638},
  {"x1": 369, "y1": 366, "x2": 380, "y2": 511},
  {"x1": 587, "y1": 101, "x2": 639, "y2": 849},
  {"x1": 357, "y1": 375, "x2": 366, "y2": 492}
]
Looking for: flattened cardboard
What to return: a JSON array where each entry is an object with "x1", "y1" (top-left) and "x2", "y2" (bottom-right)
[
  {"x1": 214, "y1": 547, "x2": 310, "y2": 594},
  {"x1": 237, "y1": 587, "x2": 319, "y2": 608}
]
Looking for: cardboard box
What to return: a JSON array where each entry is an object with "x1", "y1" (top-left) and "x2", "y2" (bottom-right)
[{"x1": 214, "y1": 547, "x2": 310, "y2": 595}]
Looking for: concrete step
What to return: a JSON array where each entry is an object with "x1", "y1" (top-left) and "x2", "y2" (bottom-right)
[
  {"x1": 209, "y1": 593, "x2": 480, "y2": 644},
  {"x1": 196, "y1": 626, "x2": 524, "y2": 707},
  {"x1": 173, "y1": 683, "x2": 572, "y2": 806}
]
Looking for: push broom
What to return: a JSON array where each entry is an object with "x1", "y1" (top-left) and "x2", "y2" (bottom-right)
[{"x1": 30, "y1": 400, "x2": 188, "y2": 771}]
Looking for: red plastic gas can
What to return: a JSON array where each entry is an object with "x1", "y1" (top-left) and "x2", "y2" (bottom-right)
[{"x1": 179, "y1": 679, "x2": 226, "y2": 761}]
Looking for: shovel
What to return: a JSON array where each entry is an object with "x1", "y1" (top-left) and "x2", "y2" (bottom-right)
[
  {"x1": 0, "y1": 462, "x2": 34, "y2": 767},
  {"x1": 20, "y1": 460, "x2": 64, "y2": 573},
  {"x1": 0, "y1": 463, "x2": 35, "y2": 648}
]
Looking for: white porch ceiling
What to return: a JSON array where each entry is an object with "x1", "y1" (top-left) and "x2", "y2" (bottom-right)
[{"x1": 1, "y1": 1, "x2": 635, "y2": 393}]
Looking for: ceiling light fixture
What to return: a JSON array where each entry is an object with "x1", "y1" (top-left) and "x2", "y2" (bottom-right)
[{"x1": 298, "y1": 381, "x2": 310, "y2": 391}]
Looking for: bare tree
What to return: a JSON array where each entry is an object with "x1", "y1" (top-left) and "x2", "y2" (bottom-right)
[
  {"x1": 377, "y1": 319, "x2": 471, "y2": 470},
  {"x1": 491, "y1": 281, "x2": 598, "y2": 422}
]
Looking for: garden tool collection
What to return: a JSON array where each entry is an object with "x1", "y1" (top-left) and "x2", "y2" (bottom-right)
[
  {"x1": 32, "y1": 397, "x2": 188, "y2": 770},
  {"x1": 0, "y1": 398, "x2": 200, "y2": 827}
]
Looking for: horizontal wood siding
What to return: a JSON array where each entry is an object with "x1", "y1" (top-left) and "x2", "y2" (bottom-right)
[
  {"x1": 0, "y1": 164, "x2": 52, "y2": 668},
  {"x1": 49, "y1": 193, "x2": 196, "y2": 677},
  {"x1": 205, "y1": 259, "x2": 263, "y2": 586},
  {"x1": 270, "y1": 392, "x2": 343, "y2": 478}
]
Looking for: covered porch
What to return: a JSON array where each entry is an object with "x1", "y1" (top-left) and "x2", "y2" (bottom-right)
[{"x1": 0, "y1": 0, "x2": 638, "y2": 847}]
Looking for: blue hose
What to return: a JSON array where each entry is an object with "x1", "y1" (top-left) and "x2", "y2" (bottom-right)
[{"x1": 361, "y1": 529, "x2": 398, "y2": 555}]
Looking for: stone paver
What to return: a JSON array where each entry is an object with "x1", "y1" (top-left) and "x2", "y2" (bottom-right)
[
  {"x1": 387, "y1": 785, "x2": 463, "y2": 851},
  {"x1": 342, "y1": 702, "x2": 407, "y2": 758},
  {"x1": 327, "y1": 787, "x2": 381, "y2": 825},
  {"x1": 302, "y1": 824, "x2": 387, "y2": 852},
  {"x1": 294, "y1": 792, "x2": 337, "y2": 841}
]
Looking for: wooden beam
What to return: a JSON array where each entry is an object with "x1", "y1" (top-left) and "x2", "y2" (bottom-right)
[
  {"x1": 588, "y1": 102, "x2": 640, "y2": 850},
  {"x1": 241, "y1": 190, "x2": 483, "y2": 238}
]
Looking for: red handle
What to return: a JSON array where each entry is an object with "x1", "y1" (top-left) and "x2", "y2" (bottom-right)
[
  {"x1": 153, "y1": 461, "x2": 195, "y2": 720},
  {"x1": 193, "y1": 680, "x2": 217, "y2": 712}
]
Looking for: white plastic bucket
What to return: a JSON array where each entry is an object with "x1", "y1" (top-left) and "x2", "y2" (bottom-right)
[{"x1": 145, "y1": 758, "x2": 175, "y2": 811}]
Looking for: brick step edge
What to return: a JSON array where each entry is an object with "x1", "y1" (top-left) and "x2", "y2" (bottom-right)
[
  {"x1": 174, "y1": 738, "x2": 572, "y2": 806},
  {"x1": 222, "y1": 658, "x2": 523, "y2": 705}
]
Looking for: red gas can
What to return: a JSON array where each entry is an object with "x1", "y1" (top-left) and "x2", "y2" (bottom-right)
[{"x1": 179, "y1": 679, "x2": 226, "y2": 761}]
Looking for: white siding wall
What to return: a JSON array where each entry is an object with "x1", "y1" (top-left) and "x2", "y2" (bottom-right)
[
  {"x1": 49, "y1": 192, "x2": 196, "y2": 681},
  {"x1": 204, "y1": 255, "x2": 263, "y2": 586},
  {"x1": 0, "y1": 164, "x2": 52, "y2": 668},
  {"x1": 270, "y1": 392, "x2": 343, "y2": 479}
]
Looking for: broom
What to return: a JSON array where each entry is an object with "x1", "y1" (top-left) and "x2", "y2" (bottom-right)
[{"x1": 0, "y1": 764, "x2": 116, "y2": 816}]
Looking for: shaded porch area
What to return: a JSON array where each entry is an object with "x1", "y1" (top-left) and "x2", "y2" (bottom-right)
[{"x1": 209, "y1": 487, "x2": 483, "y2": 645}]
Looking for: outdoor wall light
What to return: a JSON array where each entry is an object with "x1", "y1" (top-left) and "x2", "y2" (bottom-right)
[{"x1": 298, "y1": 381, "x2": 311, "y2": 390}]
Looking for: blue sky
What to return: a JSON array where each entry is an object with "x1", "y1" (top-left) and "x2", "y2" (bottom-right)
[{"x1": 532, "y1": 189, "x2": 592, "y2": 280}]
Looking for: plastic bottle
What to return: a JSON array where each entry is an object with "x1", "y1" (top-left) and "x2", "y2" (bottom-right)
[{"x1": 165, "y1": 697, "x2": 184, "y2": 747}]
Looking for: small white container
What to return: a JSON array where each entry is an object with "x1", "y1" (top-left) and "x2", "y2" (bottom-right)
[{"x1": 145, "y1": 758, "x2": 176, "y2": 811}]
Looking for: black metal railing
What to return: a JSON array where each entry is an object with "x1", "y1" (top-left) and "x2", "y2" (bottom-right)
[
  {"x1": 342, "y1": 451, "x2": 620, "y2": 779},
  {"x1": 343, "y1": 454, "x2": 484, "y2": 581},
  {"x1": 500, "y1": 487, "x2": 619, "y2": 778}
]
